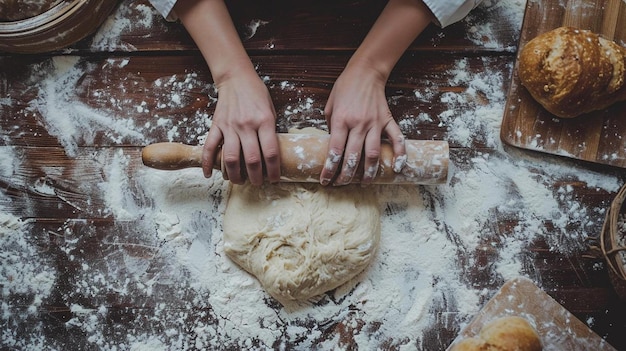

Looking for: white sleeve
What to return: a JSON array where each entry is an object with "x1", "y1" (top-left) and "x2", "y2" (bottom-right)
[
  {"x1": 422, "y1": 0, "x2": 483, "y2": 27},
  {"x1": 148, "y1": 0, "x2": 179, "y2": 21}
]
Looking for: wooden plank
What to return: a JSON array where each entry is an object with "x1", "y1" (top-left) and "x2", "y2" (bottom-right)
[
  {"x1": 0, "y1": 146, "x2": 490, "y2": 219},
  {"x1": 0, "y1": 53, "x2": 513, "y2": 148},
  {"x1": 0, "y1": 146, "x2": 129, "y2": 219},
  {"x1": 501, "y1": 0, "x2": 626, "y2": 169},
  {"x1": 3, "y1": 2, "x2": 626, "y2": 350},
  {"x1": 66, "y1": 0, "x2": 521, "y2": 53},
  {"x1": 3, "y1": 218, "x2": 624, "y2": 350}
]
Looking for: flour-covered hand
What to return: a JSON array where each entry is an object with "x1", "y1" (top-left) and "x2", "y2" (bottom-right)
[{"x1": 319, "y1": 0, "x2": 434, "y2": 186}]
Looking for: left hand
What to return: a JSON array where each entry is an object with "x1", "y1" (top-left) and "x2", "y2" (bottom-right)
[{"x1": 320, "y1": 62, "x2": 406, "y2": 186}]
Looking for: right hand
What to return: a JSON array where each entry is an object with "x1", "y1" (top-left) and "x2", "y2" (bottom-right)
[
  {"x1": 320, "y1": 62, "x2": 406, "y2": 186},
  {"x1": 202, "y1": 73, "x2": 280, "y2": 186}
]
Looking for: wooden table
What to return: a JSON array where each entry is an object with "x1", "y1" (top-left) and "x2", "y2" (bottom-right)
[{"x1": 1, "y1": 0, "x2": 625, "y2": 349}]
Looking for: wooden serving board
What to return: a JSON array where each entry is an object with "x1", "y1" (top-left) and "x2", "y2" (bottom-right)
[
  {"x1": 446, "y1": 277, "x2": 616, "y2": 351},
  {"x1": 501, "y1": 0, "x2": 626, "y2": 168}
]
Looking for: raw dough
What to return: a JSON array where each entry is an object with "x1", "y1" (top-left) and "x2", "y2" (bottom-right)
[{"x1": 223, "y1": 182, "x2": 380, "y2": 305}]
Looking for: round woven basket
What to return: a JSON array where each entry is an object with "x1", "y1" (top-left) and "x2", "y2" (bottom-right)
[
  {"x1": 601, "y1": 184, "x2": 626, "y2": 300},
  {"x1": 0, "y1": 0, "x2": 117, "y2": 54}
]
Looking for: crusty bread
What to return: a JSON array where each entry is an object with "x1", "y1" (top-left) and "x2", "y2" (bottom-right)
[
  {"x1": 518, "y1": 26, "x2": 626, "y2": 118},
  {"x1": 449, "y1": 316, "x2": 542, "y2": 351}
]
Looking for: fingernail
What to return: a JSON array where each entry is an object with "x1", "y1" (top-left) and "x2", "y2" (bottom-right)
[
  {"x1": 324, "y1": 150, "x2": 341, "y2": 171},
  {"x1": 393, "y1": 155, "x2": 407, "y2": 173},
  {"x1": 320, "y1": 177, "x2": 331, "y2": 186},
  {"x1": 363, "y1": 161, "x2": 379, "y2": 180},
  {"x1": 335, "y1": 153, "x2": 358, "y2": 186}
]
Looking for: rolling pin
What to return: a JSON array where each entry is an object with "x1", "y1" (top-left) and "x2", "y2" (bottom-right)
[{"x1": 142, "y1": 133, "x2": 449, "y2": 185}]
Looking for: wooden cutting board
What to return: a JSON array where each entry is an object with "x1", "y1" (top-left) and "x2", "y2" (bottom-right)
[
  {"x1": 446, "y1": 277, "x2": 617, "y2": 350},
  {"x1": 500, "y1": 0, "x2": 626, "y2": 168}
]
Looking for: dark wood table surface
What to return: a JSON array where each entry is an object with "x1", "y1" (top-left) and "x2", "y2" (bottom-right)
[{"x1": 1, "y1": 0, "x2": 625, "y2": 350}]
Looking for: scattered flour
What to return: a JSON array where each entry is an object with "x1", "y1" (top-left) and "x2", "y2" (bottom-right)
[
  {"x1": 22, "y1": 55, "x2": 213, "y2": 156},
  {"x1": 26, "y1": 56, "x2": 145, "y2": 156},
  {"x1": 2, "y1": 0, "x2": 625, "y2": 350},
  {"x1": 242, "y1": 19, "x2": 270, "y2": 40},
  {"x1": 465, "y1": 0, "x2": 527, "y2": 49},
  {"x1": 90, "y1": 2, "x2": 158, "y2": 51},
  {"x1": 0, "y1": 213, "x2": 56, "y2": 349}
]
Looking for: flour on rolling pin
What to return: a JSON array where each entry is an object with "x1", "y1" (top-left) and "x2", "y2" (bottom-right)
[{"x1": 142, "y1": 133, "x2": 449, "y2": 185}]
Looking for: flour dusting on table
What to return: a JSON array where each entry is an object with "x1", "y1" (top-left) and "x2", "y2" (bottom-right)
[{"x1": 1, "y1": 0, "x2": 624, "y2": 350}]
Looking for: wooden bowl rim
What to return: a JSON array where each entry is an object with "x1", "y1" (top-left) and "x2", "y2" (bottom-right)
[
  {"x1": 0, "y1": 0, "x2": 117, "y2": 54},
  {"x1": 0, "y1": 0, "x2": 86, "y2": 35}
]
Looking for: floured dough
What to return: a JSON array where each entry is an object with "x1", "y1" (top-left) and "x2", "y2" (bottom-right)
[{"x1": 223, "y1": 182, "x2": 380, "y2": 305}]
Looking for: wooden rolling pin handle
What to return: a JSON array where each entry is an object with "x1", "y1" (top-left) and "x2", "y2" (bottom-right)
[
  {"x1": 141, "y1": 134, "x2": 449, "y2": 185},
  {"x1": 141, "y1": 142, "x2": 208, "y2": 170}
]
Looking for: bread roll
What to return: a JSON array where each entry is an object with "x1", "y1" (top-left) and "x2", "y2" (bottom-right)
[
  {"x1": 518, "y1": 26, "x2": 626, "y2": 118},
  {"x1": 449, "y1": 338, "x2": 486, "y2": 351},
  {"x1": 449, "y1": 316, "x2": 542, "y2": 351}
]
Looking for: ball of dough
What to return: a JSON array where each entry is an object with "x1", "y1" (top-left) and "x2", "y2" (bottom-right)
[
  {"x1": 450, "y1": 316, "x2": 542, "y2": 351},
  {"x1": 448, "y1": 338, "x2": 486, "y2": 351},
  {"x1": 480, "y1": 316, "x2": 542, "y2": 350},
  {"x1": 223, "y1": 182, "x2": 380, "y2": 305}
]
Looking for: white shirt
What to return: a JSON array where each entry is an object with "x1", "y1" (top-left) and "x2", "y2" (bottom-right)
[
  {"x1": 150, "y1": 0, "x2": 178, "y2": 21},
  {"x1": 423, "y1": 0, "x2": 483, "y2": 27},
  {"x1": 148, "y1": 0, "x2": 482, "y2": 27}
]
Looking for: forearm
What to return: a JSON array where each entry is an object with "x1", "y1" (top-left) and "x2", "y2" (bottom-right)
[
  {"x1": 174, "y1": 0, "x2": 257, "y2": 86},
  {"x1": 349, "y1": 0, "x2": 434, "y2": 79}
]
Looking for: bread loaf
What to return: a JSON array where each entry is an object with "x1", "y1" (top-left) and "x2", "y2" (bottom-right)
[
  {"x1": 449, "y1": 316, "x2": 542, "y2": 351},
  {"x1": 518, "y1": 26, "x2": 626, "y2": 118}
]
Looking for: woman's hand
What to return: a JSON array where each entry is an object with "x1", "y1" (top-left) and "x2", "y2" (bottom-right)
[
  {"x1": 321, "y1": 62, "x2": 406, "y2": 186},
  {"x1": 175, "y1": 0, "x2": 280, "y2": 185},
  {"x1": 202, "y1": 73, "x2": 280, "y2": 185},
  {"x1": 319, "y1": 0, "x2": 434, "y2": 186}
]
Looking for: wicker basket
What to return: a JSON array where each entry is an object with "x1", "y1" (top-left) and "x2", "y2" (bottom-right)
[{"x1": 600, "y1": 184, "x2": 626, "y2": 300}]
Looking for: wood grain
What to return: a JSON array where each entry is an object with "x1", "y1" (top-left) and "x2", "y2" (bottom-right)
[
  {"x1": 2, "y1": 1, "x2": 626, "y2": 350},
  {"x1": 501, "y1": 0, "x2": 626, "y2": 169},
  {"x1": 64, "y1": 0, "x2": 520, "y2": 53},
  {"x1": 0, "y1": 54, "x2": 512, "y2": 148}
]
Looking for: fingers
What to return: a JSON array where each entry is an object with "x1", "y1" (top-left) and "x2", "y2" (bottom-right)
[
  {"x1": 202, "y1": 127, "x2": 223, "y2": 178},
  {"x1": 320, "y1": 127, "x2": 346, "y2": 186},
  {"x1": 333, "y1": 131, "x2": 366, "y2": 186},
  {"x1": 258, "y1": 125, "x2": 281, "y2": 184},
  {"x1": 321, "y1": 111, "x2": 406, "y2": 186},
  {"x1": 361, "y1": 130, "x2": 381, "y2": 185},
  {"x1": 239, "y1": 131, "x2": 264, "y2": 186},
  {"x1": 383, "y1": 118, "x2": 407, "y2": 173},
  {"x1": 202, "y1": 126, "x2": 280, "y2": 186},
  {"x1": 321, "y1": 125, "x2": 380, "y2": 186},
  {"x1": 220, "y1": 130, "x2": 244, "y2": 184}
]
